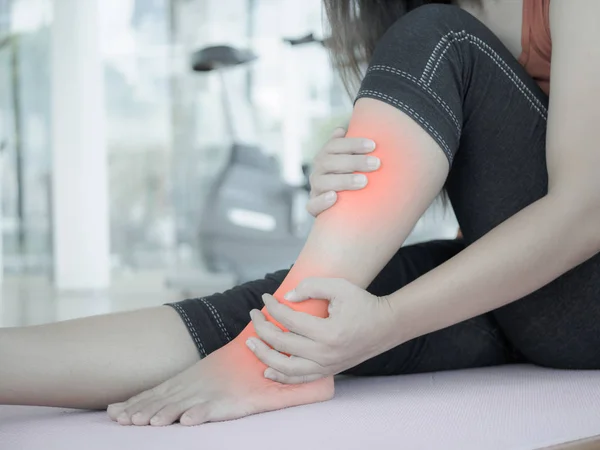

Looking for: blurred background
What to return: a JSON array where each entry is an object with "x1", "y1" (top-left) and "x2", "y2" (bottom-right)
[{"x1": 0, "y1": 0, "x2": 457, "y2": 327}]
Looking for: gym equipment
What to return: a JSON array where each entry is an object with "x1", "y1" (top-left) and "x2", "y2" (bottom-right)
[{"x1": 192, "y1": 45, "x2": 312, "y2": 283}]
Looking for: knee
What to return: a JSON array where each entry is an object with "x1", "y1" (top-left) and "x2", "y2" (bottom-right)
[
  {"x1": 381, "y1": 4, "x2": 473, "y2": 44},
  {"x1": 405, "y1": 3, "x2": 469, "y2": 26},
  {"x1": 367, "y1": 3, "x2": 482, "y2": 82}
]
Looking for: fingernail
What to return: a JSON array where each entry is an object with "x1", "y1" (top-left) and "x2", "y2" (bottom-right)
[
  {"x1": 284, "y1": 290, "x2": 300, "y2": 301},
  {"x1": 353, "y1": 174, "x2": 367, "y2": 187},
  {"x1": 264, "y1": 369, "x2": 276, "y2": 380},
  {"x1": 363, "y1": 140, "x2": 376, "y2": 151},
  {"x1": 246, "y1": 338, "x2": 256, "y2": 351},
  {"x1": 324, "y1": 191, "x2": 336, "y2": 202},
  {"x1": 366, "y1": 156, "x2": 380, "y2": 170}
]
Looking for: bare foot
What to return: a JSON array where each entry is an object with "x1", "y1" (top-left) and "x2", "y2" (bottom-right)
[{"x1": 106, "y1": 337, "x2": 334, "y2": 426}]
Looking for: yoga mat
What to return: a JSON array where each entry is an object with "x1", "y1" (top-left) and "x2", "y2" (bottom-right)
[{"x1": 1, "y1": 365, "x2": 599, "y2": 450}]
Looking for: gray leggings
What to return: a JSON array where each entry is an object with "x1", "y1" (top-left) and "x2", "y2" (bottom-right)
[{"x1": 168, "y1": 5, "x2": 600, "y2": 373}]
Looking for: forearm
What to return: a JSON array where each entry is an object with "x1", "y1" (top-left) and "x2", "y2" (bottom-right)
[{"x1": 385, "y1": 193, "x2": 600, "y2": 346}]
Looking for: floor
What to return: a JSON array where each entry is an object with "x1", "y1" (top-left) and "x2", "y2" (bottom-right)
[{"x1": 0, "y1": 270, "x2": 236, "y2": 328}]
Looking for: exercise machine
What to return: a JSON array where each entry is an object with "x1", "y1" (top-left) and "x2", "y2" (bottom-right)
[{"x1": 192, "y1": 45, "x2": 312, "y2": 283}]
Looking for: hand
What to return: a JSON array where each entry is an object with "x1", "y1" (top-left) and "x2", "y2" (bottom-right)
[
  {"x1": 246, "y1": 278, "x2": 393, "y2": 384},
  {"x1": 306, "y1": 128, "x2": 379, "y2": 217}
]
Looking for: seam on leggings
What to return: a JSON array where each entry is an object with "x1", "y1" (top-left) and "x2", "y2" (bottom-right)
[
  {"x1": 356, "y1": 89, "x2": 454, "y2": 163},
  {"x1": 367, "y1": 65, "x2": 461, "y2": 134},
  {"x1": 200, "y1": 297, "x2": 232, "y2": 342},
  {"x1": 421, "y1": 30, "x2": 456, "y2": 82},
  {"x1": 171, "y1": 303, "x2": 207, "y2": 357},
  {"x1": 423, "y1": 31, "x2": 548, "y2": 119}
]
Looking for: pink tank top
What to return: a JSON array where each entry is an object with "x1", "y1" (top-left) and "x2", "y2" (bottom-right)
[{"x1": 518, "y1": 0, "x2": 552, "y2": 95}]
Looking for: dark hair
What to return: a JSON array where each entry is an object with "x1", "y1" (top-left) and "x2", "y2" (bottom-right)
[{"x1": 323, "y1": 0, "x2": 458, "y2": 95}]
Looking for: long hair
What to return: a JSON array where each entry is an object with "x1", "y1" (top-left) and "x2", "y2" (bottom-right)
[{"x1": 323, "y1": 0, "x2": 458, "y2": 95}]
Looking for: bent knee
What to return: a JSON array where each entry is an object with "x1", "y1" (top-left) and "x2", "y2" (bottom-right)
[
  {"x1": 382, "y1": 4, "x2": 478, "y2": 44},
  {"x1": 367, "y1": 3, "x2": 492, "y2": 90}
]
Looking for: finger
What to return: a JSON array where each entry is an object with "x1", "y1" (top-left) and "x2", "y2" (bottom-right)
[
  {"x1": 316, "y1": 154, "x2": 381, "y2": 174},
  {"x1": 324, "y1": 137, "x2": 376, "y2": 154},
  {"x1": 246, "y1": 337, "x2": 322, "y2": 377},
  {"x1": 262, "y1": 294, "x2": 325, "y2": 339},
  {"x1": 329, "y1": 127, "x2": 346, "y2": 139},
  {"x1": 306, "y1": 191, "x2": 337, "y2": 217},
  {"x1": 285, "y1": 277, "x2": 349, "y2": 302},
  {"x1": 263, "y1": 368, "x2": 325, "y2": 385},
  {"x1": 310, "y1": 173, "x2": 368, "y2": 197},
  {"x1": 250, "y1": 309, "x2": 319, "y2": 357}
]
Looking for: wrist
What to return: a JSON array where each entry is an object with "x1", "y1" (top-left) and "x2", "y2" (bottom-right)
[{"x1": 376, "y1": 294, "x2": 413, "y2": 352}]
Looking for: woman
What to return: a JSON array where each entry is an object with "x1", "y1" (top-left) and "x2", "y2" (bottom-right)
[{"x1": 1, "y1": 0, "x2": 599, "y2": 427}]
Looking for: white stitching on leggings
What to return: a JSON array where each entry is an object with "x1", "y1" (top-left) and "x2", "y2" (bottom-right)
[
  {"x1": 172, "y1": 303, "x2": 207, "y2": 357},
  {"x1": 425, "y1": 30, "x2": 467, "y2": 86},
  {"x1": 421, "y1": 30, "x2": 455, "y2": 82},
  {"x1": 424, "y1": 31, "x2": 547, "y2": 119},
  {"x1": 200, "y1": 298, "x2": 232, "y2": 342},
  {"x1": 367, "y1": 64, "x2": 461, "y2": 134},
  {"x1": 358, "y1": 89, "x2": 454, "y2": 162},
  {"x1": 468, "y1": 34, "x2": 547, "y2": 114}
]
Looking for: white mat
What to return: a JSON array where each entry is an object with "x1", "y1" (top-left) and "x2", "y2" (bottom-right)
[{"x1": 1, "y1": 365, "x2": 599, "y2": 450}]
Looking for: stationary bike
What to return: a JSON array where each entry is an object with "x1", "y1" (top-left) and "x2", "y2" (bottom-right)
[{"x1": 191, "y1": 45, "x2": 312, "y2": 283}]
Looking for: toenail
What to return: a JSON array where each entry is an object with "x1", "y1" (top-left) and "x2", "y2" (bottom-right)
[
  {"x1": 150, "y1": 416, "x2": 161, "y2": 426},
  {"x1": 117, "y1": 412, "x2": 129, "y2": 422},
  {"x1": 132, "y1": 413, "x2": 143, "y2": 422}
]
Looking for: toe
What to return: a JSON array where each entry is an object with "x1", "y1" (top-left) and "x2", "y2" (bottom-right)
[
  {"x1": 109, "y1": 389, "x2": 155, "y2": 423},
  {"x1": 130, "y1": 399, "x2": 171, "y2": 426},
  {"x1": 180, "y1": 402, "x2": 211, "y2": 426},
  {"x1": 120, "y1": 401, "x2": 152, "y2": 426},
  {"x1": 150, "y1": 400, "x2": 194, "y2": 427},
  {"x1": 117, "y1": 411, "x2": 133, "y2": 426},
  {"x1": 107, "y1": 403, "x2": 125, "y2": 421},
  {"x1": 122, "y1": 398, "x2": 157, "y2": 426}
]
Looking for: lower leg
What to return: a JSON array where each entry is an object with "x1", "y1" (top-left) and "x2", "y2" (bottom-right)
[
  {"x1": 0, "y1": 306, "x2": 199, "y2": 408},
  {"x1": 109, "y1": 99, "x2": 448, "y2": 426}
]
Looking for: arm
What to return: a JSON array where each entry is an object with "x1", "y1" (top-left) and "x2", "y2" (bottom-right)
[{"x1": 384, "y1": 0, "x2": 600, "y2": 346}]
